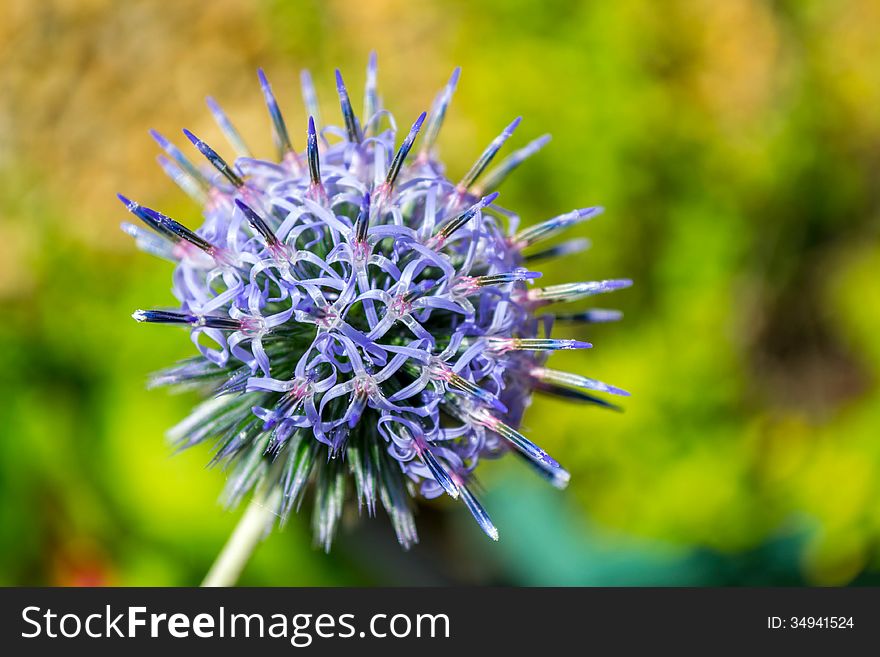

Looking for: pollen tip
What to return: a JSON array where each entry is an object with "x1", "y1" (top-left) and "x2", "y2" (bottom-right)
[
  {"x1": 181, "y1": 128, "x2": 199, "y2": 145},
  {"x1": 148, "y1": 129, "x2": 169, "y2": 150},
  {"x1": 485, "y1": 394, "x2": 509, "y2": 413},
  {"x1": 257, "y1": 67, "x2": 269, "y2": 88},
  {"x1": 553, "y1": 469, "x2": 572, "y2": 489},
  {"x1": 578, "y1": 206, "x2": 604, "y2": 218}
]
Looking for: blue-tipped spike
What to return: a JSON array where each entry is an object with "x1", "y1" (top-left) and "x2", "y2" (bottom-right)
[
  {"x1": 182, "y1": 129, "x2": 244, "y2": 188},
  {"x1": 514, "y1": 207, "x2": 604, "y2": 247},
  {"x1": 516, "y1": 452, "x2": 572, "y2": 489},
  {"x1": 430, "y1": 192, "x2": 499, "y2": 245},
  {"x1": 530, "y1": 366, "x2": 630, "y2": 397},
  {"x1": 458, "y1": 116, "x2": 521, "y2": 191},
  {"x1": 420, "y1": 448, "x2": 459, "y2": 499},
  {"x1": 121, "y1": 221, "x2": 175, "y2": 261},
  {"x1": 478, "y1": 412, "x2": 562, "y2": 469},
  {"x1": 205, "y1": 96, "x2": 251, "y2": 158},
  {"x1": 133, "y1": 309, "x2": 196, "y2": 325},
  {"x1": 117, "y1": 193, "x2": 149, "y2": 220},
  {"x1": 234, "y1": 199, "x2": 280, "y2": 249},
  {"x1": 555, "y1": 309, "x2": 624, "y2": 323},
  {"x1": 455, "y1": 268, "x2": 541, "y2": 294},
  {"x1": 156, "y1": 155, "x2": 208, "y2": 205},
  {"x1": 523, "y1": 238, "x2": 591, "y2": 263},
  {"x1": 118, "y1": 194, "x2": 221, "y2": 257},
  {"x1": 117, "y1": 194, "x2": 178, "y2": 242},
  {"x1": 385, "y1": 111, "x2": 426, "y2": 188},
  {"x1": 459, "y1": 485, "x2": 499, "y2": 541},
  {"x1": 306, "y1": 116, "x2": 321, "y2": 188},
  {"x1": 335, "y1": 69, "x2": 362, "y2": 144},
  {"x1": 534, "y1": 382, "x2": 623, "y2": 412},
  {"x1": 132, "y1": 309, "x2": 242, "y2": 330},
  {"x1": 257, "y1": 68, "x2": 294, "y2": 157},
  {"x1": 353, "y1": 191, "x2": 371, "y2": 244},
  {"x1": 476, "y1": 133, "x2": 551, "y2": 193},
  {"x1": 141, "y1": 206, "x2": 216, "y2": 254},
  {"x1": 363, "y1": 51, "x2": 379, "y2": 130},
  {"x1": 421, "y1": 67, "x2": 460, "y2": 157},
  {"x1": 300, "y1": 69, "x2": 321, "y2": 128},
  {"x1": 149, "y1": 130, "x2": 209, "y2": 189},
  {"x1": 486, "y1": 337, "x2": 592, "y2": 353},
  {"x1": 527, "y1": 279, "x2": 633, "y2": 304},
  {"x1": 445, "y1": 372, "x2": 508, "y2": 414}
]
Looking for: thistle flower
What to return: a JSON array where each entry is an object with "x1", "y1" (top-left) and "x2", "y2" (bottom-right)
[{"x1": 122, "y1": 57, "x2": 630, "y2": 555}]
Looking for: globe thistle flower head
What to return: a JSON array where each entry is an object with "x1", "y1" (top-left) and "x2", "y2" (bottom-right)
[{"x1": 122, "y1": 57, "x2": 630, "y2": 550}]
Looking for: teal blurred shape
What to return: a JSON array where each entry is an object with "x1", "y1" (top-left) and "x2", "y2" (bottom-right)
[{"x1": 481, "y1": 472, "x2": 813, "y2": 586}]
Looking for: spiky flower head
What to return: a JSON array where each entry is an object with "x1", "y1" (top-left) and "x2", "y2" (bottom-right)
[{"x1": 122, "y1": 56, "x2": 630, "y2": 550}]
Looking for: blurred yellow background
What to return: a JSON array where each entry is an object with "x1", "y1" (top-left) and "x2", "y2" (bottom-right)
[{"x1": 2, "y1": 0, "x2": 880, "y2": 585}]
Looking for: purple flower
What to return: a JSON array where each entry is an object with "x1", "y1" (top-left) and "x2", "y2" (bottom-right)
[{"x1": 122, "y1": 57, "x2": 630, "y2": 550}]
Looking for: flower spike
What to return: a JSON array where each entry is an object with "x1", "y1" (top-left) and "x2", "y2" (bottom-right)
[
  {"x1": 475, "y1": 133, "x2": 551, "y2": 194},
  {"x1": 384, "y1": 111, "x2": 426, "y2": 189},
  {"x1": 149, "y1": 129, "x2": 209, "y2": 191},
  {"x1": 306, "y1": 116, "x2": 322, "y2": 190},
  {"x1": 453, "y1": 269, "x2": 541, "y2": 296},
  {"x1": 206, "y1": 96, "x2": 251, "y2": 158},
  {"x1": 300, "y1": 69, "x2": 322, "y2": 128},
  {"x1": 530, "y1": 367, "x2": 630, "y2": 397},
  {"x1": 523, "y1": 238, "x2": 591, "y2": 263},
  {"x1": 156, "y1": 154, "x2": 208, "y2": 205},
  {"x1": 486, "y1": 337, "x2": 593, "y2": 354},
  {"x1": 457, "y1": 116, "x2": 521, "y2": 192},
  {"x1": 335, "y1": 69, "x2": 362, "y2": 144},
  {"x1": 132, "y1": 309, "x2": 243, "y2": 330},
  {"x1": 555, "y1": 309, "x2": 624, "y2": 323},
  {"x1": 429, "y1": 192, "x2": 499, "y2": 247},
  {"x1": 527, "y1": 279, "x2": 633, "y2": 305},
  {"x1": 459, "y1": 484, "x2": 499, "y2": 541},
  {"x1": 363, "y1": 51, "x2": 379, "y2": 129},
  {"x1": 182, "y1": 129, "x2": 244, "y2": 188},
  {"x1": 471, "y1": 408, "x2": 564, "y2": 471},
  {"x1": 257, "y1": 68, "x2": 294, "y2": 158},
  {"x1": 234, "y1": 199, "x2": 282, "y2": 252},
  {"x1": 514, "y1": 207, "x2": 604, "y2": 248},
  {"x1": 420, "y1": 67, "x2": 460, "y2": 159}
]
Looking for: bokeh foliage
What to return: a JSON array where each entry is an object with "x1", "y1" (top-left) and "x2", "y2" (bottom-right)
[{"x1": 1, "y1": 0, "x2": 879, "y2": 585}]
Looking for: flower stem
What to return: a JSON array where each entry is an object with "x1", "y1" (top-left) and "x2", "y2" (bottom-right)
[{"x1": 202, "y1": 491, "x2": 279, "y2": 587}]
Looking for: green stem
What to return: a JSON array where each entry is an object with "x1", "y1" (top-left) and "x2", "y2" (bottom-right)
[{"x1": 201, "y1": 491, "x2": 280, "y2": 587}]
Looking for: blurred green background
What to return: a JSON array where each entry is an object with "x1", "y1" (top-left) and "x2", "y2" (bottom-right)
[{"x1": 2, "y1": 0, "x2": 880, "y2": 586}]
